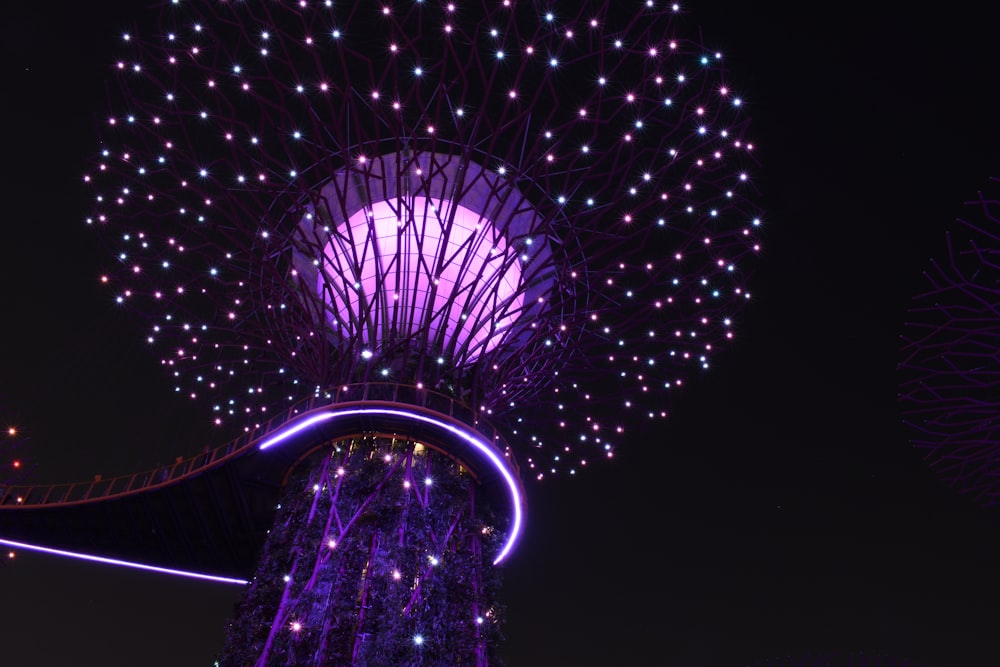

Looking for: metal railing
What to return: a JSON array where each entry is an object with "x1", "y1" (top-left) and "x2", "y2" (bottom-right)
[{"x1": 0, "y1": 383, "x2": 517, "y2": 508}]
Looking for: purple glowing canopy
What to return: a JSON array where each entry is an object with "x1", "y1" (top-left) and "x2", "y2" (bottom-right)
[{"x1": 85, "y1": 0, "x2": 763, "y2": 478}]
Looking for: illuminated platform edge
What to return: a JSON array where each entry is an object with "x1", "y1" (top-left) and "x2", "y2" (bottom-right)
[{"x1": 0, "y1": 384, "x2": 525, "y2": 583}]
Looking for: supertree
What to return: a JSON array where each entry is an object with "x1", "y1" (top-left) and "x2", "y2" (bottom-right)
[
  {"x1": 899, "y1": 176, "x2": 1000, "y2": 507},
  {"x1": 75, "y1": 0, "x2": 762, "y2": 663}
]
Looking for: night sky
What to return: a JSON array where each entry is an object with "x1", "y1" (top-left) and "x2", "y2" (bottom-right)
[{"x1": 3, "y1": 1, "x2": 1000, "y2": 665}]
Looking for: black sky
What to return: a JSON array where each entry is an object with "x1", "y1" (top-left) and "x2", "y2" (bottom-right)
[{"x1": 2, "y1": 1, "x2": 1000, "y2": 665}]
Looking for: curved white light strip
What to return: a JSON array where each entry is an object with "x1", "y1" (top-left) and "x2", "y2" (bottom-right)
[
  {"x1": 0, "y1": 537, "x2": 249, "y2": 585},
  {"x1": 258, "y1": 407, "x2": 523, "y2": 564}
]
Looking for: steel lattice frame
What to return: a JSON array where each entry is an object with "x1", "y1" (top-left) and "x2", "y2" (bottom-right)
[{"x1": 899, "y1": 177, "x2": 1000, "y2": 507}]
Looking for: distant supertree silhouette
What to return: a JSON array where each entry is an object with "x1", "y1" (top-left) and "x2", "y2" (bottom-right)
[
  {"x1": 78, "y1": 0, "x2": 761, "y2": 663},
  {"x1": 748, "y1": 653, "x2": 930, "y2": 667},
  {"x1": 900, "y1": 176, "x2": 1000, "y2": 507}
]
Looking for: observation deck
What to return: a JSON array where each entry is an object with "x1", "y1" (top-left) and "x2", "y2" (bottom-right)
[{"x1": 0, "y1": 384, "x2": 524, "y2": 583}]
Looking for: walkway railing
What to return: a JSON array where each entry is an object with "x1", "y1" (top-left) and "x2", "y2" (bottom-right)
[{"x1": 0, "y1": 383, "x2": 517, "y2": 508}]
